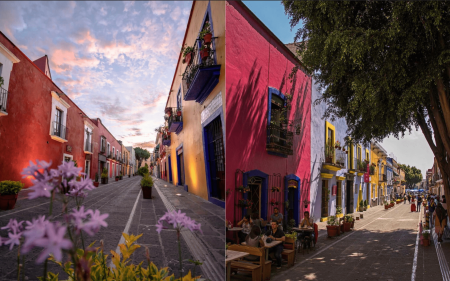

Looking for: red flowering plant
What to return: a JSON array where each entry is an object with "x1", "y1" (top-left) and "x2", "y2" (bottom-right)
[{"x1": 270, "y1": 199, "x2": 279, "y2": 206}]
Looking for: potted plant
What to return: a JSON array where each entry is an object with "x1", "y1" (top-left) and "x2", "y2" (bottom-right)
[
  {"x1": 303, "y1": 199, "x2": 311, "y2": 209},
  {"x1": 141, "y1": 174, "x2": 153, "y2": 199},
  {"x1": 326, "y1": 216, "x2": 339, "y2": 237},
  {"x1": 101, "y1": 168, "x2": 108, "y2": 184},
  {"x1": 200, "y1": 21, "x2": 212, "y2": 45},
  {"x1": 343, "y1": 214, "x2": 354, "y2": 232},
  {"x1": 359, "y1": 200, "x2": 364, "y2": 212},
  {"x1": 422, "y1": 229, "x2": 431, "y2": 246},
  {"x1": 335, "y1": 140, "x2": 341, "y2": 149},
  {"x1": 363, "y1": 200, "x2": 367, "y2": 211},
  {"x1": 115, "y1": 174, "x2": 120, "y2": 181},
  {"x1": 200, "y1": 45, "x2": 210, "y2": 61},
  {"x1": 0, "y1": 180, "x2": 23, "y2": 210},
  {"x1": 182, "y1": 45, "x2": 195, "y2": 65},
  {"x1": 93, "y1": 173, "x2": 100, "y2": 187},
  {"x1": 119, "y1": 172, "x2": 123, "y2": 180}
]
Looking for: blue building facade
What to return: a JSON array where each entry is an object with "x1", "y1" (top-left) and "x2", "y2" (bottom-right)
[{"x1": 386, "y1": 157, "x2": 394, "y2": 199}]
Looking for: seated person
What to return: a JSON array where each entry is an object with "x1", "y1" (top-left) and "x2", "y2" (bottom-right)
[
  {"x1": 250, "y1": 213, "x2": 267, "y2": 231},
  {"x1": 244, "y1": 225, "x2": 265, "y2": 261},
  {"x1": 237, "y1": 215, "x2": 251, "y2": 243},
  {"x1": 298, "y1": 211, "x2": 315, "y2": 247},
  {"x1": 270, "y1": 207, "x2": 284, "y2": 230},
  {"x1": 265, "y1": 220, "x2": 285, "y2": 270}
]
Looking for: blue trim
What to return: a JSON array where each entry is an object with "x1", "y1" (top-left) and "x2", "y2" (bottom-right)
[
  {"x1": 201, "y1": 105, "x2": 225, "y2": 208},
  {"x1": 176, "y1": 144, "x2": 185, "y2": 186},
  {"x1": 177, "y1": 85, "x2": 182, "y2": 109},
  {"x1": 184, "y1": 185, "x2": 188, "y2": 192},
  {"x1": 243, "y1": 170, "x2": 269, "y2": 220},
  {"x1": 284, "y1": 174, "x2": 301, "y2": 225},
  {"x1": 267, "y1": 87, "x2": 287, "y2": 158},
  {"x1": 197, "y1": 2, "x2": 217, "y2": 65},
  {"x1": 168, "y1": 155, "x2": 173, "y2": 183}
]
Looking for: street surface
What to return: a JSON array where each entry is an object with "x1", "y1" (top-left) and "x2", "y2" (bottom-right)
[
  {"x1": 0, "y1": 176, "x2": 225, "y2": 280},
  {"x1": 273, "y1": 202, "x2": 450, "y2": 281}
]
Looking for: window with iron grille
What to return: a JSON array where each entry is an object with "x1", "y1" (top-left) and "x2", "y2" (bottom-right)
[{"x1": 205, "y1": 116, "x2": 225, "y2": 201}]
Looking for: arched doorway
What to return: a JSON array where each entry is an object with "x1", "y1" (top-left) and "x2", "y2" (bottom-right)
[
  {"x1": 285, "y1": 174, "x2": 301, "y2": 225},
  {"x1": 243, "y1": 170, "x2": 269, "y2": 220}
]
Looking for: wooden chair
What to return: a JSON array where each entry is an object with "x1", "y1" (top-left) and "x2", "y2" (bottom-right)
[
  {"x1": 228, "y1": 244, "x2": 267, "y2": 281},
  {"x1": 281, "y1": 237, "x2": 295, "y2": 266}
]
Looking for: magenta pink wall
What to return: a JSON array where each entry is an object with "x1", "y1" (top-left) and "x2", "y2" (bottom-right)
[{"x1": 226, "y1": 2, "x2": 311, "y2": 224}]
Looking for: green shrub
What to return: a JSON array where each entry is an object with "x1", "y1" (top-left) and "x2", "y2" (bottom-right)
[
  {"x1": 101, "y1": 168, "x2": 108, "y2": 179},
  {"x1": 138, "y1": 166, "x2": 149, "y2": 176},
  {"x1": 141, "y1": 174, "x2": 153, "y2": 188},
  {"x1": 0, "y1": 180, "x2": 24, "y2": 195}
]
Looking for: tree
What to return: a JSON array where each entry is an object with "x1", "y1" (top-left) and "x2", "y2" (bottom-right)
[
  {"x1": 135, "y1": 147, "x2": 150, "y2": 168},
  {"x1": 399, "y1": 164, "x2": 422, "y2": 190},
  {"x1": 283, "y1": 0, "x2": 450, "y2": 217}
]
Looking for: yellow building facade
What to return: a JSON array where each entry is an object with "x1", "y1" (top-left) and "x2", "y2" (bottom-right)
[
  {"x1": 163, "y1": 1, "x2": 225, "y2": 208},
  {"x1": 371, "y1": 142, "x2": 388, "y2": 205}
]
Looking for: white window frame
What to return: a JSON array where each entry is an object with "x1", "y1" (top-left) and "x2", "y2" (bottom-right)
[
  {"x1": 50, "y1": 91, "x2": 70, "y2": 143},
  {"x1": 84, "y1": 122, "x2": 94, "y2": 154},
  {"x1": 63, "y1": 153, "x2": 73, "y2": 163}
]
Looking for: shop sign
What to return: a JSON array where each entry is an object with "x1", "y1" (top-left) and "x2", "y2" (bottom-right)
[{"x1": 332, "y1": 184, "x2": 337, "y2": 196}]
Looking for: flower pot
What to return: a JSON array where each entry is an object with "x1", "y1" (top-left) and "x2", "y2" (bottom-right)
[
  {"x1": 120, "y1": 176, "x2": 123, "y2": 180},
  {"x1": 93, "y1": 182, "x2": 100, "y2": 187},
  {"x1": 101, "y1": 178, "x2": 108, "y2": 184},
  {"x1": 200, "y1": 48, "x2": 210, "y2": 61},
  {"x1": 203, "y1": 33, "x2": 212, "y2": 44},
  {"x1": 115, "y1": 177, "x2": 119, "y2": 181},
  {"x1": 385, "y1": 205, "x2": 389, "y2": 210},
  {"x1": 142, "y1": 185, "x2": 152, "y2": 199},
  {"x1": 423, "y1": 238, "x2": 430, "y2": 247},
  {"x1": 326, "y1": 225, "x2": 339, "y2": 237},
  {"x1": 0, "y1": 194, "x2": 19, "y2": 210},
  {"x1": 185, "y1": 52, "x2": 193, "y2": 65},
  {"x1": 343, "y1": 222, "x2": 352, "y2": 232}
]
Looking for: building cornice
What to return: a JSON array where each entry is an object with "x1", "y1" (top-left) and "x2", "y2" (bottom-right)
[{"x1": 0, "y1": 41, "x2": 20, "y2": 63}]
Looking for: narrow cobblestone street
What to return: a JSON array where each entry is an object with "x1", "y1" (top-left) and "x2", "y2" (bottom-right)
[
  {"x1": 272, "y1": 203, "x2": 449, "y2": 281},
  {"x1": 0, "y1": 176, "x2": 225, "y2": 280}
]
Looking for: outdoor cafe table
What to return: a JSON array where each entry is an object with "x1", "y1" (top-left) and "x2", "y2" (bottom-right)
[
  {"x1": 226, "y1": 250, "x2": 249, "y2": 281},
  {"x1": 292, "y1": 227, "x2": 314, "y2": 249},
  {"x1": 227, "y1": 227, "x2": 243, "y2": 243},
  {"x1": 241, "y1": 238, "x2": 282, "y2": 261}
]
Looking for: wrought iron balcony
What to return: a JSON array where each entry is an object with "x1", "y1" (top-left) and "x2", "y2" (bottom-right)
[
  {"x1": 266, "y1": 124, "x2": 293, "y2": 156},
  {"x1": 379, "y1": 174, "x2": 387, "y2": 182},
  {"x1": 0, "y1": 87, "x2": 8, "y2": 115},
  {"x1": 356, "y1": 158, "x2": 368, "y2": 173},
  {"x1": 51, "y1": 121, "x2": 67, "y2": 140},
  {"x1": 107, "y1": 152, "x2": 112, "y2": 159},
  {"x1": 165, "y1": 107, "x2": 183, "y2": 134},
  {"x1": 162, "y1": 136, "x2": 171, "y2": 146},
  {"x1": 100, "y1": 144, "x2": 106, "y2": 153},
  {"x1": 323, "y1": 144, "x2": 346, "y2": 168},
  {"x1": 84, "y1": 140, "x2": 92, "y2": 153},
  {"x1": 182, "y1": 37, "x2": 221, "y2": 104}
]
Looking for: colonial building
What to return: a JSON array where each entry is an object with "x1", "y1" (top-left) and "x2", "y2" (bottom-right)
[
  {"x1": 162, "y1": 0, "x2": 225, "y2": 207},
  {"x1": 371, "y1": 142, "x2": 388, "y2": 204}
]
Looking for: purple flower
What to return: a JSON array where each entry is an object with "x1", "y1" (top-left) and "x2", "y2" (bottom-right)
[
  {"x1": 21, "y1": 160, "x2": 53, "y2": 179},
  {"x1": 156, "y1": 210, "x2": 202, "y2": 234},
  {"x1": 82, "y1": 210, "x2": 109, "y2": 236},
  {"x1": 66, "y1": 178, "x2": 95, "y2": 198},
  {"x1": 28, "y1": 178, "x2": 55, "y2": 199},
  {"x1": 33, "y1": 223, "x2": 72, "y2": 263},
  {"x1": 58, "y1": 161, "x2": 82, "y2": 179},
  {"x1": 1, "y1": 219, "x2": 24, "y2": 234},
  {"x1": 22, "y1": 216, "x2": 49, "y2": 253},
  {"x1": 4, "y1": 232, "x2": 22, "y2": 250}
]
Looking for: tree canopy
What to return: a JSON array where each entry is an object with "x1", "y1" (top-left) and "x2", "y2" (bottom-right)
[
  {"x1": 283, "y1": 0, "x2": 450, "y2": 214},
  {"x1": 399, "y1": 164, "x2": 422, "y2": 189},
  {"x1": 135, "y1": 147, "x2": 150, "y2": 168}
]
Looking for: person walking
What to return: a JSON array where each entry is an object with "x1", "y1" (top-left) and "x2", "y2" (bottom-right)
[
  {"x1": 434, "y1": 203, "x2": 448, "y2": 242},
  {"x1": 417, "y1": 195, "x2": 422, "y2": 212},
  {"x1": 408, "y1": 194, "x2": 411, "y2": 204},
  {"x1": 404, "y1": 194, "x2": 407, "y2": 204},
  {"x1": 429, "y1": 198, "x2": 436, "y2": 225}
]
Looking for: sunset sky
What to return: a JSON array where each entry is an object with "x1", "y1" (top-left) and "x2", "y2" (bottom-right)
[{"x1": 0, "y1": 1, "x2": 192, "y2": 150}]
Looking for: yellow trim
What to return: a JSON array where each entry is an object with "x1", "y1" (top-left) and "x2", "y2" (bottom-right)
[
  {"x1": 321, "y1": 173, "x2": 334, "y2": 179},
  {"x1": 367, "y1": 205, "x2": 370, "y2": 209},
  {"x1": 320, "y1": 217, "x2": 328, "y2": 222},
  {"x1": 349, "y1": 171, "x2": 355, "y2": 174},
  {"x1": 365, "y1": 148, "x2": 369, "y2": 161},
  {"x1": 357, "y1": 144, "x2": 362, "y2": 162},
  {"x1": 336, "y1": 214, "x2": 344, "y2": 218},
  {"x1": 357, "y1": 172, "x2": 364, "y2": 176},
  {"x1": 336, "y1": 176, "x2": 346, "y2": 181},
  {"x1": 323, "y1": 164, "x2": 341, "y2": 172},
  {"x1": 325, "y1": 121, "x2": 336, "y2": 163}
]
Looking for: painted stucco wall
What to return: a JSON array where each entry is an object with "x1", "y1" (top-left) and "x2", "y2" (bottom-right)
[
  {"x1": 165, "y1": 0, "x2": 225, "y2": 201},
  {"x1": 93, "y1": 119, "x2": 121, "y2": 179},
  {"x1": 225, "y1": 1, "x2": 311, "y2": 224},
  {"x1": 0, "y1": 42, "x2": 16, "y2": 96},
  {"x1": 0, "y1": 34, "x2": 96, "y2": 186}
]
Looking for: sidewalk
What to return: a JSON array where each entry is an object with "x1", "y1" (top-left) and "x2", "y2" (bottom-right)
[{"x1": 127, "y1": 177, "x2": 225, "y2": 281}]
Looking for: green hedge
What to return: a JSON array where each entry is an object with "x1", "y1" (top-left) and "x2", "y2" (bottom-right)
[{"x1": 0, "y1": 180, "x2": 24, "y2": 195}]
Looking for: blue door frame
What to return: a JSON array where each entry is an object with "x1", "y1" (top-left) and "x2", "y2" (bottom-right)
[
  {"x1": 284, "y1": 174, "x2": 301, "y2": 225},
  {"x1": 168, "y1": 156, "x2": 173, "y2": 183},
  {"x1": 176, "y1": 144, "x2": 185, "y2": 187},
  {"x1": 243, "y1": 170, "x2": 269, "y2": 220}
]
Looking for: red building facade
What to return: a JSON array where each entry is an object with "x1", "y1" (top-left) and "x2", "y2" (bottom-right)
[{"x1": 225, "y1": 2, "x2": 312, "y2": 227}]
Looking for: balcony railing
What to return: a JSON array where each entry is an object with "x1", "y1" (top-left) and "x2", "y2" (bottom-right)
[
  {"x1": 166, "y1": 107, "x2": 183, "y2": 134},
  {"x1": 379, "y1": 174, "x2": 387, "y2": 182},
  {"x1": 107, "y1": 152, "x2": 112, "y2": 159},
  {"x1": 100, "y1": 144, "x2": 106, "y2": 153},
  {"x1": 356, "y1": 158, "x2": 368, "y2": 173},
  {"x1": 182, "y1": 37, "x2": 221, "y2": 104},
  {"x1": 51, "y1": 121, "x2": 67, "y2": 140},
  {"x1": 323, "y1": 144, "x2": 346, "y2": 168},
  {"x1": 266, "y1": 124, "x2": 293, "y2": 156},
  {"x1": 84, "y1": 140, "x2": 92, "y2": 153},
  {"x1": 0, "y1": 87, "x2": 8, "y2": 114}
]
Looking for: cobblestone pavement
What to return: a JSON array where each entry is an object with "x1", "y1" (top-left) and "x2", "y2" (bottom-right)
[
  {"x1": 0, "y1": 175, "x2": 225, "y2": 280},
  {"x1": 270, "y1": 202, "x2": 450, "y2": 281}
]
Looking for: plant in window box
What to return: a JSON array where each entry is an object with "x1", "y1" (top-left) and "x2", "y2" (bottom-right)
[
  {"x1": 335, "y1": 140, "x2": 341, "y2": 149},
  {"x1": 271, "y1": 186, "x2": 280, "y2": 192},
  {"x1": 181, "y1": 45, "x2": 195, "y2": 65},
  {"x1": 200, "y1": 45, "x2": 210, "y2": 61},
  {"x1": 0, "y1": 180, "x2": 23, "y2": 210},
  {"x1": 200, "y1": 21, "x2": 212, "y2": 45}
]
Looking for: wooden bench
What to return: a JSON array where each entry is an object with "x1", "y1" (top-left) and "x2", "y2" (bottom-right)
[{"x1": 228, "y1": 244, "x2": 268, "y2": 280}]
